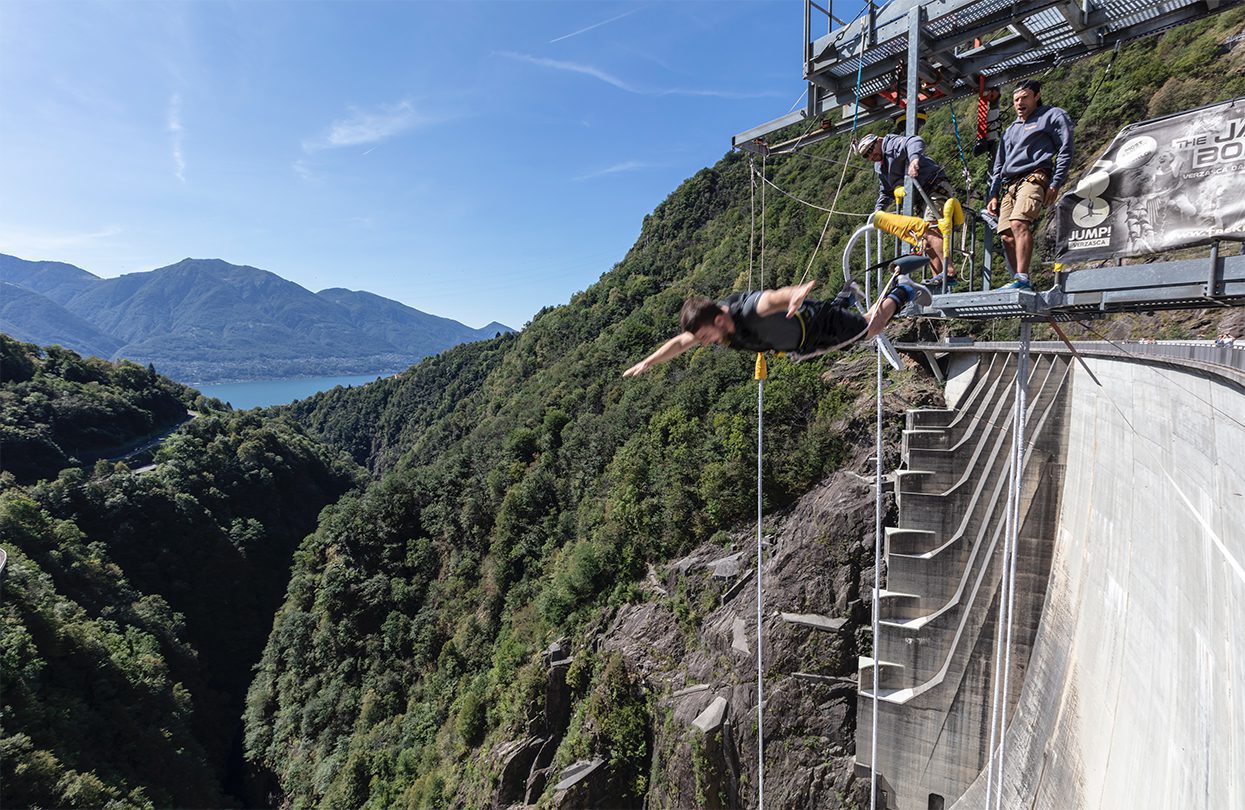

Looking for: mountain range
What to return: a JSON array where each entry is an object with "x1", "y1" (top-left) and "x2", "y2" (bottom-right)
[{"x1": 0, "y1": 253, "x2": 512, "y2": 383}]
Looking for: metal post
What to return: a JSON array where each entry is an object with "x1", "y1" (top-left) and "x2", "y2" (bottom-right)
[
  {"x1": 1208, "y1": 240, "x2": 1221, "y2": 297},
  {"x1": 903, "y1": 6, "x2": 921, "y2": 217},
  {"x1": 981, "y1": 211, "x2": 996, "y2": 290},
  {"x1": 966, "y1": 218, "x2": 974, "y2": 291},
  {"x1": 756, "y1": 374, "x2": 766, "y2": 810},
  {"x1": 986, "y1": 345, "x2": 1019, "y2": 809},
  {"x1": 804, "y1": 1, "x2": 812, "y2": 77},
  {"x1": 865, "y1": 230, "x2": 874, "y2": 309},
  {"x1": 870, "y1": 337, "x2": 884, "y2": 810},
  {"x1": 996, "y1": 323, "x2": 1031, "y2": 808}
]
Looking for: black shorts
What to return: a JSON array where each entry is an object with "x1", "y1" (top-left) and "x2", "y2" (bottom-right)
[{"x1": 799, "y1": 299, "x2": 868, "y2": 350}]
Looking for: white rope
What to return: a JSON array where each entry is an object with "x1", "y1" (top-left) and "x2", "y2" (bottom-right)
[
  {"x1": 754, "y1": 152, "x2": 767, "y2": 810},
  {"x1": 984, "y1": 329, "x2": 1030, "y2": 807},
  {"x1": 985, "y1": 346, "x2": 1018, "y2": 808},
  {"x1": 756, "y1": 373, "x2": 766, "y2": 810},
  {"x1": 752, "y1": 168, "x2": 871, "y2": 218},
  {"x1": 749, "y1": 157, "x2": 757, "y2": 292},
  {"x1": 760, "y1": 154, "x2": 767, "y2": 290}
]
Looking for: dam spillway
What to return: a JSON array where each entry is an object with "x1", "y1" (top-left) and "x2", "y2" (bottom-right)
[{"x1": 857, "y1": 341, "x2": 1245, "y2": 810}]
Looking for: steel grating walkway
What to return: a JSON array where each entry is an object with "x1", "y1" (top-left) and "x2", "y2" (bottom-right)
[{"x1": 919, "y1": 250, "x2": 1245, "y2": 321}]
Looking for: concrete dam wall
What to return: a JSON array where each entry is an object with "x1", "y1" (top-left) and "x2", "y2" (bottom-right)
[{"x1": 858, "y1": 343, "x2": 1245, "y2": 810}]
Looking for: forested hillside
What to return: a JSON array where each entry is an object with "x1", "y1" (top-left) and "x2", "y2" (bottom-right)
[
  {"x1": 250, "y1": 11, "x2": 1245, "y2": 808},
  {"x1": 0, "y1": 255, "x2": 512, "y2": 383},
  {"x1": 0, "y1": 338, "x2": 365, "y2": 807},
  {"x1": 0, "y1": 335, "x2": 209, "y2": 483}
]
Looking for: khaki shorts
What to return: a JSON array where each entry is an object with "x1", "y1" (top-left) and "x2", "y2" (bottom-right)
[
  {"x1": 997, "y1": 178, "x2": 1048, "y2": 232},
  {"x1": 921, "y1": 179, "x2": 955, "y2": 225}
]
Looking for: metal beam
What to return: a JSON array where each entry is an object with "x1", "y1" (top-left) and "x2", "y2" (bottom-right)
[
  {"x1": 904, "y1": 6, "x2": 921, "y2": 216},
  {"x1": 920, "y1": 253, "x2": 1245, "y2": 321}
]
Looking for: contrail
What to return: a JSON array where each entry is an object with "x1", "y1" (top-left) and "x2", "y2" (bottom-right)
[{"x1": 550, "y1": 8, "x2": 639, "y2": 43}]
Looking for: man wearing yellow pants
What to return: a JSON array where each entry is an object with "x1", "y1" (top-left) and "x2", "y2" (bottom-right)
[
  {"x1": 857, "y1": 132, "x2": 957, "y2": 288},
  {"x1": 986, "y1": 80, "x2": 1074, "y2": 290}
]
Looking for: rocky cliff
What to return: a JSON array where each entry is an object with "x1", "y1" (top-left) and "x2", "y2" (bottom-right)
[{"x1": 485, "y1": 355, "x2": 944, "y2": 808}]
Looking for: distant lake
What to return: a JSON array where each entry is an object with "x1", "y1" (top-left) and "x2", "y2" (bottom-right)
[{"x1": 197, "y1": 373, "x2": 392, "y2": 410}]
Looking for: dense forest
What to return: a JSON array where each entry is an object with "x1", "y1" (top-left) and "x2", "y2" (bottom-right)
[
  {"x1": 0, "y1": 336, "x2": 213, "y2": 483},
  {"x1": 2, "y1": 10, "x2": 1243, "y2": 808},
  {"x1": 1, "y1": 337, "x2": 364, "y2": 807}
]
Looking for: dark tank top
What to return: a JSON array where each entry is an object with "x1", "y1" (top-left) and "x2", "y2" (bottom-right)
[{"x1": 721, "y1": 291, "x2": 806, "y2": 352}]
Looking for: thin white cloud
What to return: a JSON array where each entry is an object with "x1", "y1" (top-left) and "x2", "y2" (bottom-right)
[
  {"x1": 550, "y1": 8, "x2": 640, "y2": 44},
  {"x1": 291, "y1": 159, "x2": 316, "y2": 182},
  {"x1": 303, "y1": 100, "x2": 447, "y2": 152},
  {"x1": 500, "y1": 52, "x2": 641, "y2": 93},
  {"x1": 0, "y1": 226, "x2": 122, "y2": 255},
  {"x1": 168, "y1": 93, "x2": 186, "y2": 182},
  {"x1": 498, "y1": 51, "x2": 782, "y2": 99},
  {"x1": 655, "y1": 86, "x2": 783, "y2": 99},
  {"x1": 575, "y1": 160, "x2": 661, "y2": 181}
]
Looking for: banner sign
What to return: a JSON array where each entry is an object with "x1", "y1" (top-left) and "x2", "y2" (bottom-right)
[{"x1": 1055, "y1": 97, "x2": 1245, "y2": 261}]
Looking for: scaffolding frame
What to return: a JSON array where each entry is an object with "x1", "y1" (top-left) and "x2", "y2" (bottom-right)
[{"x1": 735, "y1": 0, "x2": 1244, "y2": 154}]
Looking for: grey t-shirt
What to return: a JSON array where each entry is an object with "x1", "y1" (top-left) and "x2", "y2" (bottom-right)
[{"x1": 874, "y1": 134, "x2": 951, "y2": 211}]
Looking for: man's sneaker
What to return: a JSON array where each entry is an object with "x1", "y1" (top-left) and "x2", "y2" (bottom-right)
[
  {"x1": 927, "y1": 273, "x2": 957, "y2": 292},
  {"x1": 833, "y1": 283, "x2": 859, "y2": 310},
  {"x1": 1002, "y1": 276, "x2": 1034, "y2": 291},
  {"x1": 895, "y1": 275, "x2": 933, "y2": 309}
]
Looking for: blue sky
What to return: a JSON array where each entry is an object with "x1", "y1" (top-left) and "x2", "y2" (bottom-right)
[{"x1": 0, "y1": 1, "x2": 852, "y2": 330}]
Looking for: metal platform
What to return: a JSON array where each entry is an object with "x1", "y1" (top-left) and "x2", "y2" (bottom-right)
[
  {"x1": 920, "y1": 249, "x2": 1245, "y2": 321},
  {"x1": 734, "y1": 0, "x2": 1242, "y2": 153}
]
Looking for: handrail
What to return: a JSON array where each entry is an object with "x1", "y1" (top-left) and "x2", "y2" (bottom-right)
[{"x1": 898, "y1": 339, "x2": 1245, "y2": 389}]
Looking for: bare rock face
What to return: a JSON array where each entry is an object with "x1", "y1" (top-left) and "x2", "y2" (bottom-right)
[
  {"x1": 1221, "y1": 309, "x2": 1245, "y2": 338},
  {"x1": 550, "y1": 758, "x2": 608, "y2": 809},
  {"x1": 493, "y1": 737, "x2": 545, "y2": 810},
  {"x1": 491, "y1": 640, "x2": 577, "y2": 809},
  {"x1": 596, "y1": 459, "x2": 875, "y2": 808}
]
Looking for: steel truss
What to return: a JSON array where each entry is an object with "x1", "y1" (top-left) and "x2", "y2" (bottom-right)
[{"x1": 735, "y1": 0, "x2": 1243, "y2": 154}]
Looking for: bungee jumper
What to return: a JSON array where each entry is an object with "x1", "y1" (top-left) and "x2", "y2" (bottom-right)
[{"x1": 622, "y1": 256, "x2": 932, "y2": 377}]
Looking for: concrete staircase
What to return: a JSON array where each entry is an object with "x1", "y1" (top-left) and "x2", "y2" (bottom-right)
[{"x1": 855, "y1": 350, "x2": 1072, "y2": 810}]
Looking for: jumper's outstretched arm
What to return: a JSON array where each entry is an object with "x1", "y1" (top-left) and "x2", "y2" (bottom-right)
[{"x1": 623, "y1": 332, "x2": 699, "y2": 377}]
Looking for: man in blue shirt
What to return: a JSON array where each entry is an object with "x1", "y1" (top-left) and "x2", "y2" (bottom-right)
[
  {"x1": 857, "y1": 132, "x2": 958, "y2": 288},
  {"x1": 987, "y1": 80, "x2": 1075, "y2": 290},
  {"x1": 622, "y1": 258, "x2": 932, "y2": 377}
]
